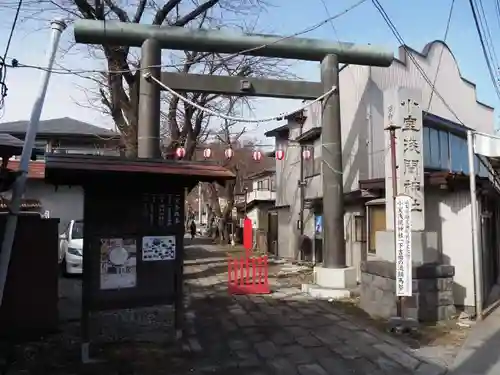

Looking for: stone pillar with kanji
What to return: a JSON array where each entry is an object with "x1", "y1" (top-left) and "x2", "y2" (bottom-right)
[{"x1": 375, "y1": 87, "x2": 439, "y2": 264}]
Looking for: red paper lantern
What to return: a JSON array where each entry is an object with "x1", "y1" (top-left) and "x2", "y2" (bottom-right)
[
  {"x1": 302, "y1": 148, "x2": 312, "y2": 160},
  {"x1": 175, "y1": 147, "x2": 186, "y2": 158},
  {"x1": 224, "y1": 148, "x2": 234, "y2": 159},
  {"x1": 252, "y1": 150, "x2": 262, "y2": 161},
  {"x1": 203, "y1": 147, "x2": 212, "y2": 159},
  {"x1": 275, "y1": 149, "x2": 285, "y2": 161}
]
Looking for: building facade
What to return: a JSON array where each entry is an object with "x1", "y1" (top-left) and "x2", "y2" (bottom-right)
[
  {"x1": 235, "y1": 169, "x2": 276, "y2": 230},
  {"x1": 0, "y1": 117, "x2": 120, "y2": 230},
  {"x1": 266, "y1": 40, "x2": 500, "y2": 312}
]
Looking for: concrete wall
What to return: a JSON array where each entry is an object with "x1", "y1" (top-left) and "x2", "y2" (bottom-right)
[{"x1": 25, "y1": 180, "x2": 84, "y2": 232}]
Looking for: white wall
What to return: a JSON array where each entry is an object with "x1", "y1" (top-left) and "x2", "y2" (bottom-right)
[
  {"x1": 246, "y1": 207, "x2": 259, "y2": 229},
  {"x1": 425, "y1": 189, "x2": 475, "y2": 307},
  {"x1": 25, "y1": 180, "x2": 84, "y2": 232},
  {"x1": 344, "y1": 205, "x2": 365, "y2": 282},
  {"x1": 246, "y1": 190, "x2": 276, "y2": 203}
]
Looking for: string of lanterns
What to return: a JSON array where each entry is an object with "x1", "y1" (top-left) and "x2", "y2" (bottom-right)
[{"x1": 174, "y1": 146, "x2": 312, "y2": 161}]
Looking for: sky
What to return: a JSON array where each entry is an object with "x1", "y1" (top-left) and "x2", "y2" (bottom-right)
[{"x1": 0, "y1": 0, "x2": 497, "y2": 145}]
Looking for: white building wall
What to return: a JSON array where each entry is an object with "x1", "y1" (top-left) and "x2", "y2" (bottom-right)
[
  {"x1": 425, "y1": 190, "x2": 475, "y2": 308},
  {"x1": 246, "y1": 206, "x2": 259, "y2": 229},
  {"x1": 24, "y1": 180, "x2": 84, "y2": 232}
]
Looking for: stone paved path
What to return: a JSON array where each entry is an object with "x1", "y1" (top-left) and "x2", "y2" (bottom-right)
[
  {"x1": 180, "y1": 244, "x2": 449, "y2": 375},
  {"x1": 2, "y1": 241, "x2": 451, "y2": 374}
]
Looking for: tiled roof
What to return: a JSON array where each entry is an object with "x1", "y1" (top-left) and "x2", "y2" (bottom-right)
[
  {"x1": 7, "y1": 160, "x2": 45, "y2": 179},
  {"x1": 0, "y1": 133, "x2": 24, "y2": 156},
  {"x1": 0, "y1": 117, "x2": 119, "y2": 137},
  {"x1": 44, "y1": 154, "x2": 235, "y2": 185}
]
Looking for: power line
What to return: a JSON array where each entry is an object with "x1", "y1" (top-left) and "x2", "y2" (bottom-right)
[
  {"x1": 427, "y1": 0, "x2": 455, "y2": 111},
  {"x1": 469, "y1": 0, "x2": 500, "y2": 101},
  {"x1": 476, "y1": 0, "x2": 500, "y2": 79},
  {"x1": 5, "y1": 0, "x2": 367, "y2": 76},
  {"x1": 371, "y1": 0, "x2": 466, "y2": 126},
  {"x1": 0, "y1": 0, "x2": 23, "y2": 110}
]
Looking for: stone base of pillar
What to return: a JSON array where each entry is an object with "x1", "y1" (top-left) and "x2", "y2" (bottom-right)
[
  {"x1": 302, "y1": 266, "x2": 357, "y2": 300},
  {"x1": 375, "y1": 230, "x2": 439, "y2": 264}
]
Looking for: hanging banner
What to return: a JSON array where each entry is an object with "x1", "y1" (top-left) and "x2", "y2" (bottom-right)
[
  {"x1": 473, "y1": 132, "x2": 500, "y2": 157},
  {"x1": 395, "y1": 194, "x2": 412, "y2": 297}
]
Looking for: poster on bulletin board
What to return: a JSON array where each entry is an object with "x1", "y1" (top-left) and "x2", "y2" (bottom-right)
[{"x1": 315, "y1": 215, "x2": 322, "y2": 234}]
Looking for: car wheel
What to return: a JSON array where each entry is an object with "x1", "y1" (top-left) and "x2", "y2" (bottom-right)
[{"x1": 60, "y1": 257, "x2": 68, "y2": 277}]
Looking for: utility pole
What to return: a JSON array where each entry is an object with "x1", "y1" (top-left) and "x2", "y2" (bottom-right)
[
  {"x1": 0, "y1": 19, "x2": 67, "y2": 309},
  {"x1": 321, "y1": 54, "x2": 345, "y2": 268}
]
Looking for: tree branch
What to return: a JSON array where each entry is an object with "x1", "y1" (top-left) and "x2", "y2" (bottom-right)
[
  {"x1": 103, "y1": 0, "x2": 129, "y2": 22},
  {"x1": 173, "y1": 0, "x2": 220, "y2": 27},
  {"x1": 133, "y1": 0, "x2": 147, "y2": 23},
  {"x1": 152, "y1": 0, "x2": 182, "y2": 25}
]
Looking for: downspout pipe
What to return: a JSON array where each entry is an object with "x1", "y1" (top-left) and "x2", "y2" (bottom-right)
[{"x1": 467, "y1": 130, "x2": 484, "y2": 320}]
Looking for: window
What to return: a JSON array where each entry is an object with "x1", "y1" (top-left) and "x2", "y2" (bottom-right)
[
  {"x1": 354, "y1": 216, "x2": 366, "y2": 242},
  {"x1": 439, "y1": 131, "x2": 450, "y2": 170},
  {"x1": 450, "y1": 133, "x2": 468, "y2": 173},
  {"x1": 270, "y1": 176, "x2": 276, "y2": 192},
  {"x1": 424, "y1": 125, "x2": 490, "y2": 177},
  {"x1": 423, "y1": 127, "x2": 450, "y2": 170},
  {"x1": 367, "y1": 205, "x2": 386, "y2": 254},
  {"x1": 71, "y1": 221, "x2": 84, "y2": 240},
  {"x1": 256, "y1": 179, "x2": 269, "y2": 190},
  {"x1": 428, "y1": 128, "x2": 440, "y2": 168},
  {"x1": 423, "y1": 127, "x2": 431, "y2": 167}
]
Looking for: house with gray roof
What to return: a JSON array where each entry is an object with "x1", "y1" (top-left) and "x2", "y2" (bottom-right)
[
  {"x1": 0, "y1": 117, "x2": 121, "y2": 156},
  {"x1": 0, "y1": 117, "x2": 122, "y2": 231}
]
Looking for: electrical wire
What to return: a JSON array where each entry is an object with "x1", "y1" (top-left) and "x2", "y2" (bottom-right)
[
  {"x1": 5, "y1": 0, "x2": 367, "y2": 76},
  {"x1": 148, "y1": 73, "x2": 337, "y2": 123},
  {"x1": 371, "y1": 0, "x2": 500, "y2": 189},
  {"x1": 426, "y1": 0, "x2": 455, "y2": 112},
  {"x1": 371, "y1": 0, "x2": 466, "y2": 127},
  {"x1": 476, "y1": 0, "x2": 500, "y2": 74},
  {"x1": 0, "y1": 0, "x2": 23, "y2": 110},
  {"x1": 469, "y1": 0, "x2": 500, "y2": 102}
]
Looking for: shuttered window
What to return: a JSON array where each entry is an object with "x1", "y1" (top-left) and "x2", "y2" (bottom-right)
[{"x1": 368, "y1": 205, "x2": 386, "y2": 254}]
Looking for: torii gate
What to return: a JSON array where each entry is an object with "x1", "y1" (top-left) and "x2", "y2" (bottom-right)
[{"x1": 73, "y1": 19, "x2": 393, "y2": 289}]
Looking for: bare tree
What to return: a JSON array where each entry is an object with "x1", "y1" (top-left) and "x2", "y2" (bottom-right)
[
  {"x1": 190, "y1": 97, "x2": 272, "y2": 243},
  {"x1": 15, "y1": 0, "x2": 291, "y2": 158}
]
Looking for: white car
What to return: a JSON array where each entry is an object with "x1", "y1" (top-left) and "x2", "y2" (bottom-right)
[{"x1": 59, "y1": 220, "x2": 84, "y2": 276}]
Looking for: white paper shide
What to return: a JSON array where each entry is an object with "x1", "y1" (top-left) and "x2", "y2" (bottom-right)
[{"x1": 395, "y1": 195, "x2": 412, "y2": 297}]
